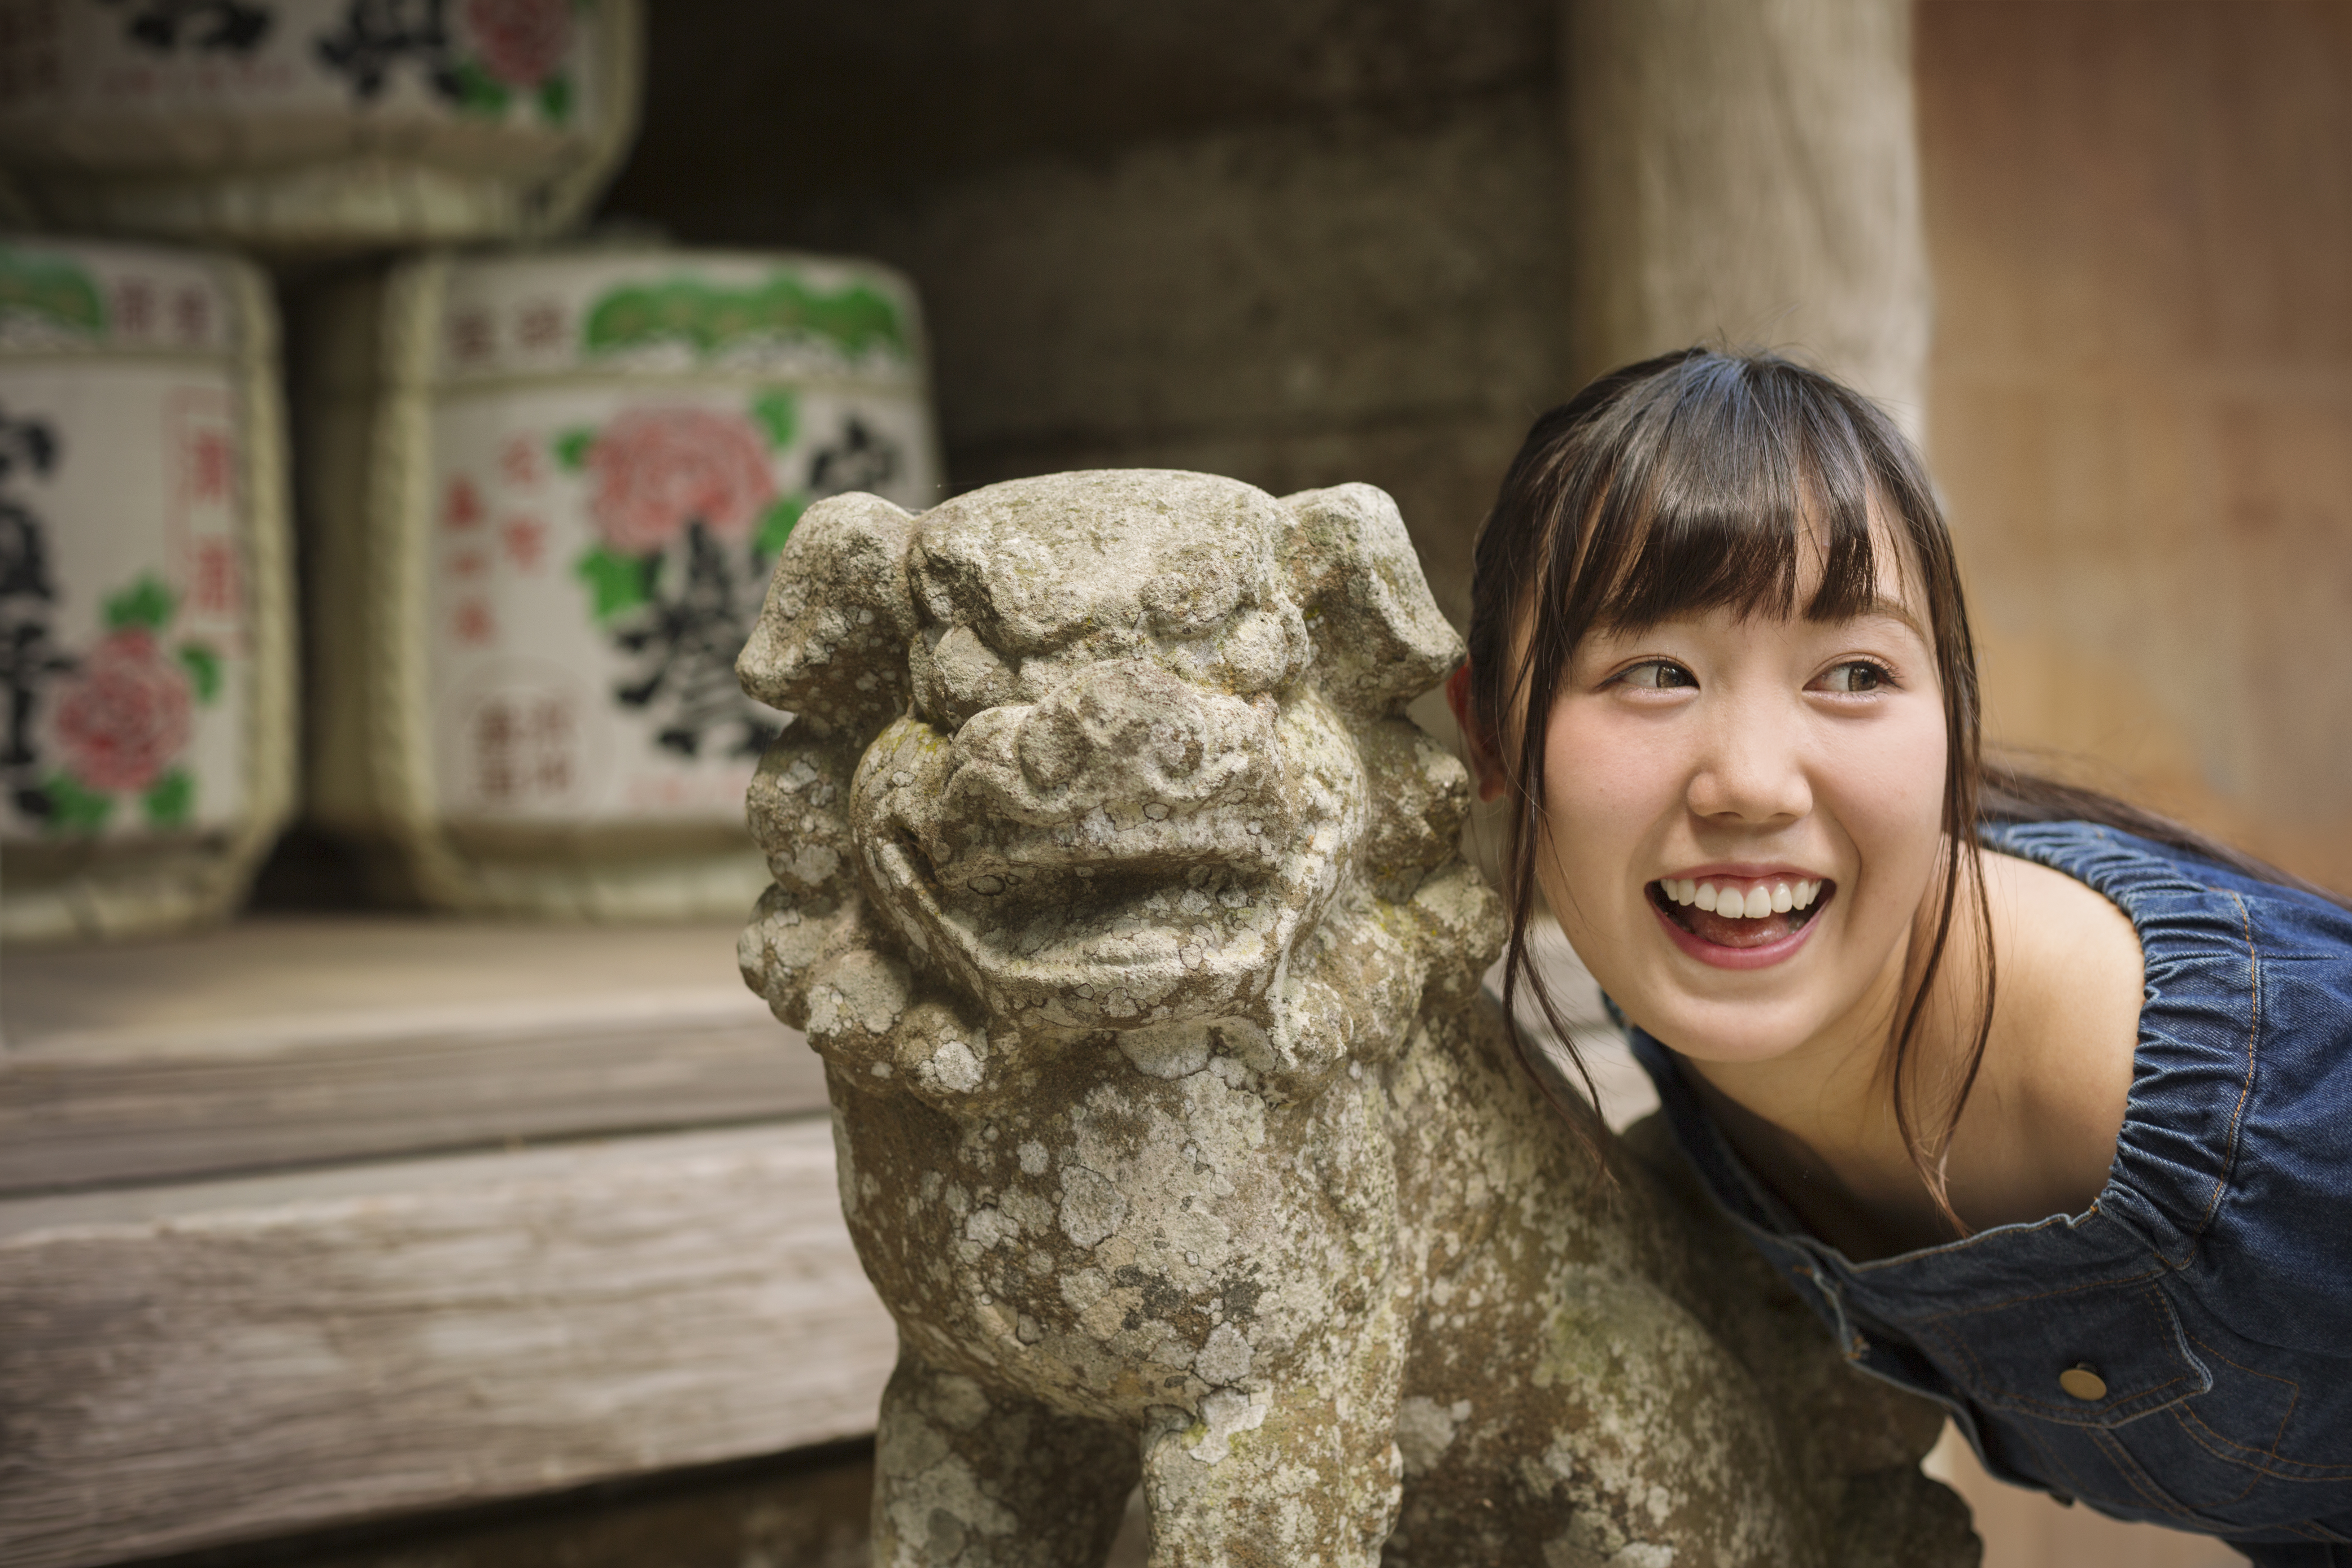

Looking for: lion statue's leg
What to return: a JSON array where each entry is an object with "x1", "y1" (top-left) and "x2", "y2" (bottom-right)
[
  {"x1": 869, "y1": 1351, "x2": 1137, "y2": 1568},
  {"x1": 1135, "y1": 1347, "x2": 1406, "y2": 1568}
]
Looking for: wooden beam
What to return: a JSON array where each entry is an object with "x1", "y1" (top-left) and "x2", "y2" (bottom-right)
[
  {"x1": 0, "y1": 918, "x2": 826, "y2": 1192},
  {"x1": 0, "y1": 1118, "x2": 898, "y2": 1568},
  {"x1": 1563, "y1": 0, "x2": 1931, "y2": 428}
]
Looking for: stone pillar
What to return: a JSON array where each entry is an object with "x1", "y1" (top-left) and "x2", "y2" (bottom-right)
[{"x1": 1563, "y1": 0, "x2": 1931, "y2": 433}]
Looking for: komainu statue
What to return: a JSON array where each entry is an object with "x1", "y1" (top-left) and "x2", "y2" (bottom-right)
[{"x1": 736, "y1": 470, "x2": 1976, "y2": 1567}]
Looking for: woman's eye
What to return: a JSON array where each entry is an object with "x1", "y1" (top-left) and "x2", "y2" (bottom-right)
[
  {"x1": 1818, "y1": 660, "x2": 1893, "y2": 694},
  {"x1": 1617, "y1": 660, "x2": 1697, "y2": 691}
]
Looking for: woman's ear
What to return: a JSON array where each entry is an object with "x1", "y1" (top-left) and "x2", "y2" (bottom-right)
[{"x1": 1444, "y1": 662, "x2": 1508, "y2": 803}]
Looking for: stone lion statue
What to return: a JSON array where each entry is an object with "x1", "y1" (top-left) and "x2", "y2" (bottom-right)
[{"x1": 736, "y1": 470, "x2": 1975, "y2": 1567}]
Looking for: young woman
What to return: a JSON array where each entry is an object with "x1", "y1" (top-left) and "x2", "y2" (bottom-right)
[{"x1": 1446, "y1": 349, "x2": 2352, "y2": 1565}]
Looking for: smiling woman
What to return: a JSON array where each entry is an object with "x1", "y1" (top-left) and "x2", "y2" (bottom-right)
[
  {"x1": 1450, "y1": 349, "x2": 2352, "y2": 1566},
  {"x1": 1451, "y1": 352, "x2": 1988, "y2": 1197}
]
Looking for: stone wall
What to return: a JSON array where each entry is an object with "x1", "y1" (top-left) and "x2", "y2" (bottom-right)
[{"x1": 597, "y1": 0, "x2": 1570, "y2": 629}]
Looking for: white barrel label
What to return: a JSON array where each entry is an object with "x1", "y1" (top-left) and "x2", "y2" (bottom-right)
[{"x1": 0, "y1": 242, "x2": 251, "y2": 843}]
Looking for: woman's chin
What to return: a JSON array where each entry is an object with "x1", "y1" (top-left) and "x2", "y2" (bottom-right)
[{"x1": 1615, "y1": 951, "x2": 1847, "y2": 1067}]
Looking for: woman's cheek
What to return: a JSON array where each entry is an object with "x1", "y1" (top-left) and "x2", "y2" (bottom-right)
[
  {"x1": 1538, "y1": 700, "x2": 1682, "y2": 953},
  {"x1": 1823, "y1": 702, "x2": 1947, "y2": 900},
  {"x1": 1551, "y1": 693, "x2": 1696, "y2": 803},
  {"x1": 1542, "y1": 704, "x2": 1658, "y2": 864}
]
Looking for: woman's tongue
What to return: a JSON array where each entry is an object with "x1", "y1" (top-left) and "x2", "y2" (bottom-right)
[
  {"x1": 1685, "y1": 905, "x2": 1794, "y2": 947},
  {"x1": 1671, "y1": 891, "x2": 1799, "y2": 948}
]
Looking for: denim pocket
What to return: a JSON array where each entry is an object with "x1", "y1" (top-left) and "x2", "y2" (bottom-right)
[
  {"x1": 1915, "y1": 1277, "x2": 2330, "y2": 1523},
  {"x1": 1910, "y1": 1273, "x2": 2209, "y2": 1426}
]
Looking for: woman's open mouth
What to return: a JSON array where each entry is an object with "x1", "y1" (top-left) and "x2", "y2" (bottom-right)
[{"x1": 1648, "y1": 875, "x2": 1834, "y2": 957}]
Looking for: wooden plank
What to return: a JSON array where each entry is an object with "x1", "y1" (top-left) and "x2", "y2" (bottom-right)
[
  {"x1": 0, "y1": 1118, "x2": 898, "y2": 1568},
  {"x1": 0, "y1": 918, "x2": 826, "y2": 1191},
  {"x1": 3, "y1": 916, "x2": 764, "y2": 1047},
  {"x1": 0, "y1": 1011, "x2": 824, "y2": 1194}
]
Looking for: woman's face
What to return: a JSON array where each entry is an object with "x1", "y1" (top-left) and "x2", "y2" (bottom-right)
[{"x1": 1535, "y1": 557, "x2": 1948, "y2": 1070}]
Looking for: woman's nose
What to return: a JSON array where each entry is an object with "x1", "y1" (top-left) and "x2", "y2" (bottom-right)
[{"x1": 1684, "y1": 699, "x2": 1813, "y2": 824}]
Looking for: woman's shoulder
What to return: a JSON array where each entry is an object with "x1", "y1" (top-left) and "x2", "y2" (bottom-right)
[
  {"x1": 1967, "y1": 847, "x2": 2143, "y2": 1226},
  {"x1": 1986, "y1": 820, "x2": 2352, "y2": 1350},
  {"x1": 1980, "y1": 817, "x2": 2352, "y2": 935},
  {"x1": 1982, "y1": 817, "x2": 2352, "y2": 1044},
  {"x1": 1980, "y1": 818, "x2": 2352, "y2": 1069}
]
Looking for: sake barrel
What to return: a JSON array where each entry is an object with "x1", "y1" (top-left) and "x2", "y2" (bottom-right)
[
  {"x1": 303, "y1": 247, "x2": 940, "y2": 919},
  {"x1": 0, "y1": 0, "x2": 641, "y2": 255},
  {"x1": 0, "y1": 237, "x2": 296, "y2": 942}
]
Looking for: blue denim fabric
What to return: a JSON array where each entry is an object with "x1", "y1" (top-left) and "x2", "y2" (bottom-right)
[{"x1": 1625, "y1": 822, "x2": 2352, "y2": 1564}]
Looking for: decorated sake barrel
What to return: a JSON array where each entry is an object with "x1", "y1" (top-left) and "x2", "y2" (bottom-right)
[
  {"x1": 0, "y1": 237, "x2": 295, "y2": 942},
  {"x1": 0, "y1": 0, "x2": 641, "y2": 255},
  {"x1": 303, "y1": 247, "x2": 940, "y2": 918}
]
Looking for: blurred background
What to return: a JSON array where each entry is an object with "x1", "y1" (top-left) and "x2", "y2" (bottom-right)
[
  {"x1": 1, "y1": 3, "x2": 2343, "y2": 1567},
  {"x1": 592, "y1": 0, "x2": 2352, "y2": 895}
]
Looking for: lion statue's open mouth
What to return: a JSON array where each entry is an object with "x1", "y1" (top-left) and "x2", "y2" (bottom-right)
[{"x1": 853, "y1": 672, "x2": 1364, "y2": 1027}]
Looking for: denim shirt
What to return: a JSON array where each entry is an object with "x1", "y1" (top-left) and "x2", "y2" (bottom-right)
[{"x1": 1627, "y1": 822, "x2": 2352, "y2": 1559}]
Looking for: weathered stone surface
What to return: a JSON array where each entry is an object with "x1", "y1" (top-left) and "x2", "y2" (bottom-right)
[
  {"x1": 739, "y1": 470, "x2": 1976, "y2": 1566},
  {"x1": 632, "y1": 81, "x2": 1570, "y2": 635}
]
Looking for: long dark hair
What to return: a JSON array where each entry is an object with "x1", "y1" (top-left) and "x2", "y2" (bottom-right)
[{"x1": 1464, "y1": 348, "x2": 2335, "y2": 1233}]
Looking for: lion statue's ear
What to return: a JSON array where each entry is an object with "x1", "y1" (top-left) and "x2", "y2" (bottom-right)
[
  {"x1": 1277, "y1": 483, "x2": 1463, "y2": 717},
  {"x1": 737, "y1": 492, "x2": 919, "y2": 739}
]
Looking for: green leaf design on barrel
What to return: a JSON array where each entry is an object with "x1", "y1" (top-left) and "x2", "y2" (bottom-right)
[
  {"x1": 582, "y1": 274, "x2": 908, "y2": 361},
  {"x1": 0, "y1": 248, "x2": 106, "y2": 337}
]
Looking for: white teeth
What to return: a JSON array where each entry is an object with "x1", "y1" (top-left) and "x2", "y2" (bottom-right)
[
  {"x1": 1665, "y1": 884, "x2": 1825, "y2": 921},
  {"x1": 1663, "y1": 877, "x2": 1827, "y2": 920}
]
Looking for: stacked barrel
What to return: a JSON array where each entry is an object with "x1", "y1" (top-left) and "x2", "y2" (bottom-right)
[{"x1": 0, "y1": 0, "x2": 939, "y2": 936}]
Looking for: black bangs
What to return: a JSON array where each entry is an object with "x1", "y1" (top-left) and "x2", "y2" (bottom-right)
[{"x1": 1563, "y1": 355, "x2": 1885, "y2": 635}]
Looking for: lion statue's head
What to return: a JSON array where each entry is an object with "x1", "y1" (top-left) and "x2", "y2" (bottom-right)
[{"x1": 737, "y1": 470, "x2": 1499, "y2": 1109}]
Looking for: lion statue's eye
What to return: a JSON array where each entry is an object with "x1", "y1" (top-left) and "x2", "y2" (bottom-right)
[
  {"x1": 914, "y1": 624, "x2": 1019, "y2": 729},
  {"x1": 1218, "y1": 609, "x2": 1303, "y2": 695}
]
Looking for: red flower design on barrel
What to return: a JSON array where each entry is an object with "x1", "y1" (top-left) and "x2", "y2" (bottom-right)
[
  {"x1": 54, "y1": 629, "x2": 193, "y2": 794},
  {"x1": 464, "y1": 0, "x2": 573, "y2": 88},
  {"x1": 585, "y1": 406, "x2": 778, "y2": 556}
]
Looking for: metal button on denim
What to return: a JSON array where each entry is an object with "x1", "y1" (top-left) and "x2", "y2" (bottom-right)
[{"x1": 2059, "y1": 1365, "x2": 2108, "y2": 1401}]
